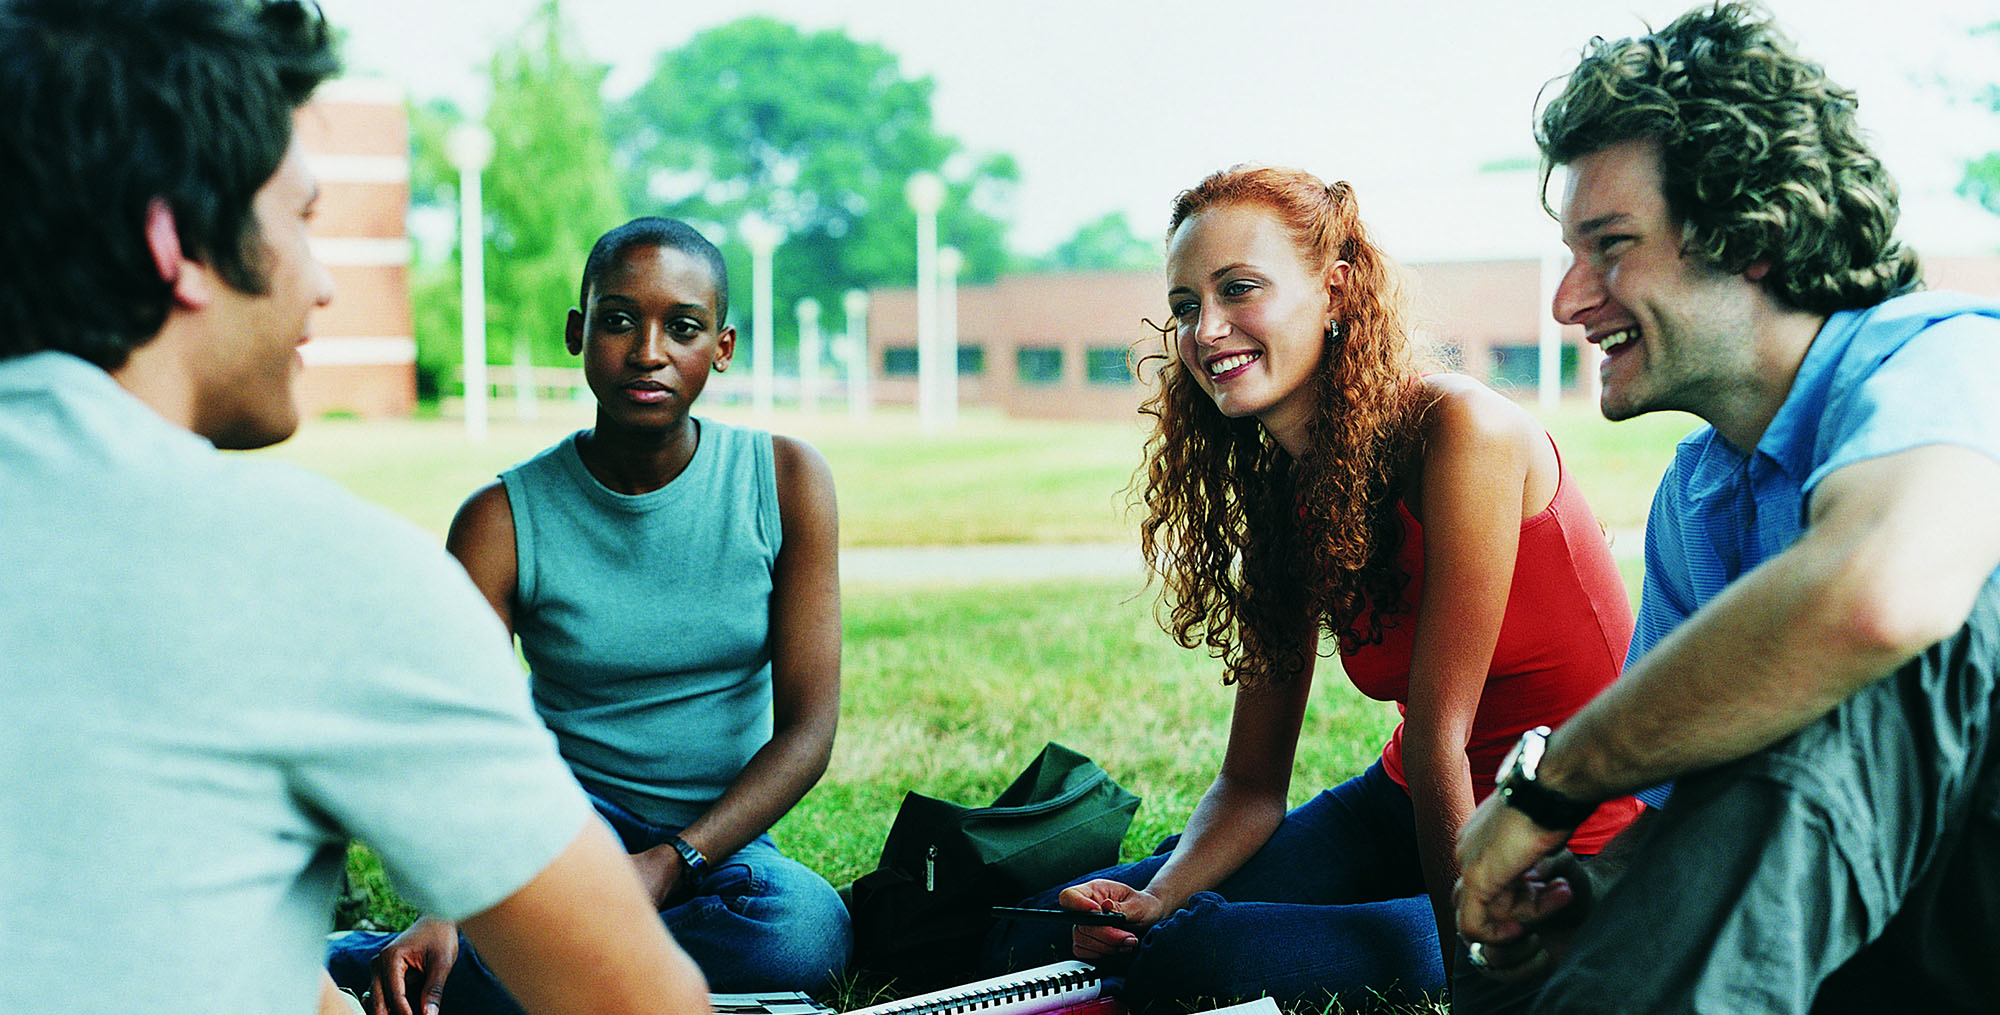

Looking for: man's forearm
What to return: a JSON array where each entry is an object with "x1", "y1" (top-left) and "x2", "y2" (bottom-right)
[
  {"x1": 1538, "y1": 534, "x2": 1916, "y2": 801},
  {"x1": 465, "y1": 820, "x2": 711, "y2": 1015}
]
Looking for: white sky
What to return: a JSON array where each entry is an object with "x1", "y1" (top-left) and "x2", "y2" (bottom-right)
[{"x1": 325, "y1": 0, "x2": 2000, "y2": 262}]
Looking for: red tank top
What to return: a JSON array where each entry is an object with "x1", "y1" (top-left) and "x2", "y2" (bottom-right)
[{"x1": 1338, "y1": 441, "x2": 1642, "y2": 853}]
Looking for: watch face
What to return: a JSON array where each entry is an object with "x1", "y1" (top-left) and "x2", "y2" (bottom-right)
[
  {"x1": 1498, "y1": 738, "x2": 1525, "y2": 784},
  {"x1": 1518, "y1": 728, "x2": 1546, "y2": 779}
]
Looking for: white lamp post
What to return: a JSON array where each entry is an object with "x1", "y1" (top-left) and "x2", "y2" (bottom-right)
[
  {"x1": 512, "y1": 334, "x2": 537, "y2": 422},
  {"x1": 796, "y1": 297, "x2": 821, "y2": 413},
  {"x1": 937, "y1": 245, "x2": 962, "y2": 428},
  {"x1": 1536, "y1": 240, "x2": 1568, "y2": 411},
  {"x1": 843, "y1": 288, "x2": 870, "y2": 418},
  {"x1": 446, "y1": 123, "x2": 494, "y2": 442},
  {"x1": 905, "y1": 171, "x2": 945, "y2": 431},
  {"x1": 739, "y1": 214, "x2": 781, "y2": 420}
]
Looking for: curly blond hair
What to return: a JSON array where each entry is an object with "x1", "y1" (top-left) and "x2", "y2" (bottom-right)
[{"x1": 1135, "y1": 165, "x2": 1430, "y2": 686}]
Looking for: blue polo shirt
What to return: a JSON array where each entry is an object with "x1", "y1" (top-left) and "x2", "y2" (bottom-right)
[{"x1": 1631, "y1": 290, "x2": 2000, "y2": 665}]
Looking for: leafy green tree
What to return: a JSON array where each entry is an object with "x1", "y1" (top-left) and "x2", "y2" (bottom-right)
[
  {"x1": 1958, "y1": 23, "x2": 2000, "y2": 219},
  {"x1": 402, "y1": 3, "x2": 624, "y2": 400},
  {"x1": 1964, "y1": 150, "x2": 2000, "y2": 216},
  {"x1": 482, "y1": 1, "x2": 625, "y2": 370},
  {"x1": 406, "y1": 97, "x2": 467, "y2": 400},
  {"x1": 1031, "y1": 211, "x2": 1162, "y2": 274},
  {"x1": 611, "y1": 16, "x2": 1016, "y2": 364}
]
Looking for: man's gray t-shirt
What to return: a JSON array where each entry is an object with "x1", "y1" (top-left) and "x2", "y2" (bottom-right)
[{"x1": 0, "y1": 352, "x2": 593, "y2": 1014}]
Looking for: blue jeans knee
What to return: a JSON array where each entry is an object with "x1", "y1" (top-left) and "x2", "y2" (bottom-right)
[{"x1": 662, "y1": 834, "x2": 852, "y2": 992}]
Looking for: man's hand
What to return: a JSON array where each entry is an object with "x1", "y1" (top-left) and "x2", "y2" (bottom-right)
[
  {"x1": 1457, "y1": 849, "x2": 1597, "y2": 983},
  {"x1": 365, "y1": 916, "x2": 460, "y2": 1015},
  {"x1": 1454, "y1": 794, "x2": 1571, "y2": 945}
]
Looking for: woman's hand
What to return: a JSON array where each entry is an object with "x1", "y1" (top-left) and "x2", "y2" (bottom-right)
[
  {"x1": 1057, "y1": 880, "x2": 1164, "y2": 963},
  {"x1": 365, "y1": 916, "x2": 460, "y2": 1015},
  {"x1": 631, "y1": 842, "x2": 694, "y2": 910}
]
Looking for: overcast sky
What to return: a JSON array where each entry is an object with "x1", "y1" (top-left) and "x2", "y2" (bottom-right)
[{"x1": 322, "y1": 0, "x2": 2000, "y2": 262}]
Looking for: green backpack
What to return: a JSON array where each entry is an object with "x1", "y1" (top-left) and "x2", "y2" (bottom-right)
[{"x1": 844, "y1": 742, "x2": 1141, "y2": 990}]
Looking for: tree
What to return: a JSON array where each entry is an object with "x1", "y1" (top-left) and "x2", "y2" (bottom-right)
[
  {"x1": 406, "y1": 97, "x2": 468, "y2": 400},
  {"x1": 1958, "y1": 23, "x2": 2000, "y2": 219},
  {"x1": 402, "y1": 3, "x2": 625, "y2": 400},
  {"x1": 1031, "y1": 211, "x2": 1162, "y2": 274},
  {"x1": 611, "y1": 17, "x2": 1016, "y2": 366},
  {"x1": 482, "y1": 1, "x2": 625, "y2": 370}
]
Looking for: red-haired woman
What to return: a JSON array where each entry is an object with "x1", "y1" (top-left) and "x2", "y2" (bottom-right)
[{"x1": 986, "y1": 165, "x2": 1644, "y2": 1009}]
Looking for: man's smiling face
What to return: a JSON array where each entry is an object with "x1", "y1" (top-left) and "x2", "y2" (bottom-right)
[{"x1": 1553, "y1": 138, "x2": 1767, "y2": 426}]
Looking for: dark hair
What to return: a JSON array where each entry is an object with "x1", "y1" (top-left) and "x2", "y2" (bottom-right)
[
  {"x1": 1137, "y1": 165, "x2": 1429, "y2": 686},
  {"x1": 1537, "y1": 2, "x2": 1919, "y2": 313},
  {"x1": 0, "y1": 0, "x2": 337, "y2": 368},
  {"x1": 579, "y1": 216, "x2": 730, "y2": 323}
]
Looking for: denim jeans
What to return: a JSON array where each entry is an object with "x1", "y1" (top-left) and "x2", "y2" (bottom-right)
[
  {"x1": 328, "y1": 792, "x2": 851, "y2": 1012},
  {"x1": 983, "y1": 760, "x2": 1442, "y2": 1011}
]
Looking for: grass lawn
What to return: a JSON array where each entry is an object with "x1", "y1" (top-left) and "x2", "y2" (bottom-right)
[
  {"x1": 290, "y1": 394, "x2": 1701, "y2": 1014},
  {"x1": 341, "y1": 575, "x2": 1420, "y2": 1011},
  {"x1": 265, "y1": 396, "x2": 1698, "y2": 545}
]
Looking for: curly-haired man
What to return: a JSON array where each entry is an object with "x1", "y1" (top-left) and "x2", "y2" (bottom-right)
[{"x1": 1455, "y1": 4, "x2": 2000, "y2": 1012}]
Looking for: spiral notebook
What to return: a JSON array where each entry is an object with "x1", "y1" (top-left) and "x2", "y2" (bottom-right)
[
  {"x1": 840, "y1": 960, "x2": 1103, "y2": 1015},
  {"x1": 708, "y1": 992, "x2": 837, "y2": 1015},
  {"x1": 712, "y1": 964, "x2": 1277, "y2": 1015}
]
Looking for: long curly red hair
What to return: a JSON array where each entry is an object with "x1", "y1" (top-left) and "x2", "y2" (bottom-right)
[{"x1": 1136, "y1": 165, "x2": 1430, "y2": 686}]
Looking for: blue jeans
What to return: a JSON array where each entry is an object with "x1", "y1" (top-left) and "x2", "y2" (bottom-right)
[
  {"x1": 328, "y1": 793, "x2": 851, "y2": 1012},
  {"x1": 983, "y1": 760, "x2": 1442, "y2": 1011}
]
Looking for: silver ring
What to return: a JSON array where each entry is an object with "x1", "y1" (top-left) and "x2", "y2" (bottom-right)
[{"x1": 1466, "y1": 941, "x2": 1492, "y2": 970}]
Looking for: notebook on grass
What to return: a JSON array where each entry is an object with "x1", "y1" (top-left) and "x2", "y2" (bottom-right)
[
  {"x1": 710, "y1": 992, "x2": 837, "y2": 1015},
  {"x1": 841, "y1": 960, "x2": 1102, "y2": 1015}
]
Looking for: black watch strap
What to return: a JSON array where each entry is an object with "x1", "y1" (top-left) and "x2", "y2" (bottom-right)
[
  {"x1": 1500, "y1": 772, "x2": 1599, "y2": 830},
  {"x1": 667, "y1": 834, "x2": 708, "y2": 877}
]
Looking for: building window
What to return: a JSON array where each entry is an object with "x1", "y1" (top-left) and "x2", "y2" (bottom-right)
[
  {"x1": 958, "y1": 345, "x2": 986, "y2": 376},
  {"x1": 1016, "y1": 346, "x2": 1063, "y2": 386},
  {"x1": 1085, "y1": 346, "x2": 1131, "y2": 385},
  {"x1": 1490, "y1": 344, "x2": 1578, "y2": 390},
  {"x1": 882, "y1": 345, "x2": 919, "y2": 378}
]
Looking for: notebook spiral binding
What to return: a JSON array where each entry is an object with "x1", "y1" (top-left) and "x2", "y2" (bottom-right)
[{"x1": 858, "y1": 963, "x2": 1100, "y2": 1015}]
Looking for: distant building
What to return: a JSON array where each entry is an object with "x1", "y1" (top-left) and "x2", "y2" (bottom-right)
[
  {"x1": 278, "y1": 87, "x2": 1999, "y2": 424},
  {"x1": 864, "y1": 252, "x2": 2000, "y2": 421},
  {"x1": 861, "y1": 260, "x2": 1596, "y2": 421},
  {"x1": 292, "y1": 78, "x2": 415, "y2": 418}
]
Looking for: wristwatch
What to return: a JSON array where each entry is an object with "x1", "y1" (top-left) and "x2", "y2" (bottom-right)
[
  {"x1": 667, "y1": 834, "x2": 708, "y2": 878},
  {"x1": 1496, "y1": 726, "x2": 1598, "y2": 831}
]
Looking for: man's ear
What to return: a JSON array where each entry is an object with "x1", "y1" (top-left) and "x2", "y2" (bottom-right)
[
  {"x1": 1745, "y1": 261, "x2": 1772, "y2": 282},
  {"x1": 146, "y1": 197, "x2": 217, "y2": 309},
  {"x1": 712, "y1": 325, "x2": 737, "y2": 373},
  {"x1": 565, "y1": 307, "x2": 585, "y2": 355}
]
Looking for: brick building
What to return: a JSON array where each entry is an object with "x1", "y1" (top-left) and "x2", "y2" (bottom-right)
[
  {"x1": 863, "y1": 253, "x2": 2000, "y2": 421},
  {"x1": 292, "y1": 78, "x2": 415, "y2": 417}
]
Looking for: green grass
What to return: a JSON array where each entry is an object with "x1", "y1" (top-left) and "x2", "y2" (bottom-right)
[
  {"x1": 271, "y1": 395, "x2": 1697, "y2": 545},
  {"x1": 1533, "y1": 400, "x2": 1703, "y2": 533},
  {"x1": 341, "y1": 577, "x2": 1420, "y2": 1010},
  {"x1": 292, "y1": 395, "x2": 1697, "y2": 1015}
]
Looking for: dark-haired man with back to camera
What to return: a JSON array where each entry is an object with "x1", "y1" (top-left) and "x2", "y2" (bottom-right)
[
  {"x1": 1453, "y1": 4, "x2": 2000, "y2": 1013},
  {"x1": 0, "y1": 2, "x2": 709, "y2": 1013}
]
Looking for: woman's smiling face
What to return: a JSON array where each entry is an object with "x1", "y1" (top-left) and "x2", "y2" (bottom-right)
[{"x1": 1167, "y1": 202, "x2": 1342, "y2": 452}]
